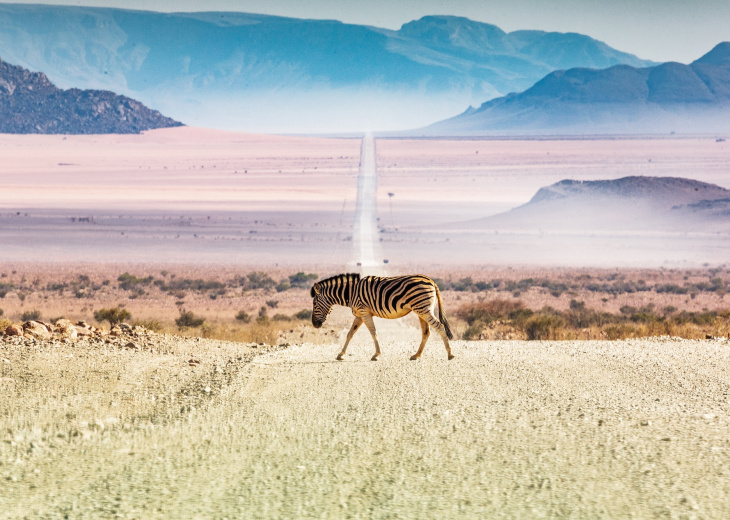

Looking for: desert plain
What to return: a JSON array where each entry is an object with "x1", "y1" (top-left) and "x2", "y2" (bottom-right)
[{"x1": 2, "y1": 128, "x2": 730, "y2": 518}]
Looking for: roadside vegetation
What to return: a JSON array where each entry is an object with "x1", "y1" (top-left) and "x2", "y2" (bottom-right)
[
  {"x1": 1, "y1": 267, "x2": 729, "y2": 343},
  {"x1": 456, "y1": 298, "x2": 730, "y2": 341}
]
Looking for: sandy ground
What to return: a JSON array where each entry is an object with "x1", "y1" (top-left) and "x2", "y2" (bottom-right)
[
  {"x1": 2, "y1": 131, "x2": 730, "y2": 267},
  {"x1": 0, "y1": 127, "x2": 361, "y2": 265},
  {"x1": 3, "y1": 315, "x2": 730, "y2": 518}
]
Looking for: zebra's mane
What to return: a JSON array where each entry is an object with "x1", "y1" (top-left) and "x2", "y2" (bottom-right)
[{"x1": 311, "y1": 273, "x2": 360, "y2": 297}]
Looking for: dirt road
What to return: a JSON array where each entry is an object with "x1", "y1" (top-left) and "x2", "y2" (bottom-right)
[
  {"x1": 352, "y1": 132, "x2": 385, "y2": 275},
  {"x1": 3, "y1": 316, "x2": 730, "y2": 518}
]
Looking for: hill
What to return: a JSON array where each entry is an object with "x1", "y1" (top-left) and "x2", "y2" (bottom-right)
[
  {"x1": 421, "y1": 43, "x2": 730, "y2": 135},
  {"x1": 457, "y1": 176, "x2": 730, "y2": 232},
  {"x1": 0, "y1": 58, "x2": 181, "y2": 134},
  {"x1": 0, "y1": 6, "x2": 653, "y2": 133}
]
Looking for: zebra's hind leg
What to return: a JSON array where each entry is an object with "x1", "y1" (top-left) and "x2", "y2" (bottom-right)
[
  {"x1": 362, "y1": 314, "x2": 382, "y2": 361},
  {"x1": 425, "y1": 312, "x2": 455, "y2": 360},
  {"x1": 337, "y1": 316, "x2": 363, "y2": 361},
  {"x1": 410, "y1": 316, "x2": 430, "y2": 360}
]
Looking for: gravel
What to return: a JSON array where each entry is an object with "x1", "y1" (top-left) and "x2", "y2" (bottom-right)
[{"x1": 2, "y1": 319, "x2": 729, "y2": 518}]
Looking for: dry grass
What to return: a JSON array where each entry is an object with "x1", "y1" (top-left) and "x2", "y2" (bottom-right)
[{"x1": 454, "y1": 298, "x2": 730, "y2": 341}]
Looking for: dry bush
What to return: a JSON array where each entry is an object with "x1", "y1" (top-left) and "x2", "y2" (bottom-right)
[
  {"x1": 131, "y1": 319, "x2": 163, "y2": 332},
  {"x1": 456, "y1": 297, "x2": 730, "y2": 341},
  {"x1": 0, "y1": 317, "x2": 12, "y2": 330},
  {"x1": 20, "y1": 309, "x2": 41, "y2": 322},
  {"x1": 524, "y1": 315, "x2": 564, "y2": 340},
  {"x1": 456, "y1": 299, "x2": 525, "y2": 326}
]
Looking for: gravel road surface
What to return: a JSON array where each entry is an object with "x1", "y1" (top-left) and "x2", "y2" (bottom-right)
[{"x1": 3, "y1": 318, "x2": 730, "y2": 518}]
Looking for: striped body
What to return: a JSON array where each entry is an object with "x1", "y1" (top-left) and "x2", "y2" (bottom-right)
[{"x1": 311, "y1": 273, "x2": 454, "y2": 361}]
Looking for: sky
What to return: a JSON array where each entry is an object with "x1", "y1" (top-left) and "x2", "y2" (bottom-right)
[{"x1": 1, "y1": 0, "x2": 729, "y2": 63}]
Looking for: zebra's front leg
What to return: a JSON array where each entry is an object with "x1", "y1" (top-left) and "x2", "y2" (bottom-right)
[
  {"x1": 362, "y1": 315, "x2": 382, "y2": 361},
  {"x1": 410, "y1": 316, "x2": 430, "y2": 360},
  {"x1": 337, "y1": 316, "x2": 363, "y2": 361}
]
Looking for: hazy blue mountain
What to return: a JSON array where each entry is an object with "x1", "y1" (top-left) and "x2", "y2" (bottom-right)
[
  {"x1": 0, "y1": 6, "x2": 653, "y2": 133},
  {"x1": 457, "y1": 177, "x2": 730, "y2": 233},
  {"x1": 0, "y1": 57, "x2": 181, "y2": 134},
  {"x1": 421, "y1": 42, "x2": 730, "y2": 136}
]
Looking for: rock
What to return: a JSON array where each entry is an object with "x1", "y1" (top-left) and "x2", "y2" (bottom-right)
[
  {"x1": 124, "y1": 342, "x2": 139, "y2": 350},
  {"x1": 75, "y1": 326, "x2": 93, "y2": 337},
  {"x1": 22, "y1": 321, "x2": 51, "y2": 339},
  {"x1": 5, "y1": 325, "x2": 22, "y2": 337},
  {"x1": 54, "y1": 319, "x2": 78, "y2": 340},
  {"x1": 0, "y1": 59, "x2": 182, "y2": 135},
  {"x1": 110, "y1": 326, "x2": 122, "y2": 337},
  {"x1": 54, "y1": 318, "x2": 74, "y2": 329}
]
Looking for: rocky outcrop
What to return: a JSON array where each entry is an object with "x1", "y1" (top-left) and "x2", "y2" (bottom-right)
[
  {"x1": 22, "y1": 320, "x2": 53, "y2": 339},
  {"x1": 3, "y1": 318, "x2": 159, "y2": 348},
  {"x1": 0, "y1": 57, "x2": 183, "y2": 134},
  {"x1": 4, "y1": 324, "x2": 22, "y2": 336}
]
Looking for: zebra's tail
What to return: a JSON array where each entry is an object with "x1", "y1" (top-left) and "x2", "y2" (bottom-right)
[{"x1": 434, "y1": 282, "x2": 454, "y2": 340}]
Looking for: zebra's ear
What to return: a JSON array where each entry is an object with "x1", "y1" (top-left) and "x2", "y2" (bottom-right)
[{"x1": 310, "y1": 283, "x2": 320, "y2": 298}]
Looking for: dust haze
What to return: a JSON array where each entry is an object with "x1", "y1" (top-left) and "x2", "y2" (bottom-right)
[{"x1": 2, "y1": 129, "x2": 729, "y2": 268}]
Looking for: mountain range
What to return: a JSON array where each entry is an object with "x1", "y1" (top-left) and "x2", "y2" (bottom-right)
[
  {"x1": 0, "y1": 5, "x2": 653, "y2": 133},
  {"x1": 422, "y1": 43, "x2": 730, "y2": 135},
  {"x1": 0, "y1": 57, "x2": 181, "y2": 134}
]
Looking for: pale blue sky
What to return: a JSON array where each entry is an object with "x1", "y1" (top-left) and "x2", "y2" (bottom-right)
[{"x1": 1, "y1": 0, "x2": 728, "y2": 63}]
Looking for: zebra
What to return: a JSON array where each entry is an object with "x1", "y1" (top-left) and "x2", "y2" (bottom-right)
[{"x1": 310, "y1": 273, "x2": 454, "y2": 361}]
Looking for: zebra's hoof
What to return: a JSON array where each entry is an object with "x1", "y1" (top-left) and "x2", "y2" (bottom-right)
[
  {"x1": 410, "y1": 355, "x2": 420, "y2": 361},
  {"x1": 336, "y1": 355, "x2": 344, "y2": 361},
  {"x1": 448, "y1": 354, "x2": 455, "y2": 360},
  {"x1": 370, "y1": 355, "x2": 379, "y2": 361}
]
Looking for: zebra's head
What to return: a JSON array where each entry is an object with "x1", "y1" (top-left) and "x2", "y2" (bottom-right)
[
  {"x1": 310, "y1": 282, "x2": 332, "y2": 328},
  {"x1": 310, "y1": 273, "x2": 359, "y2": 328}
]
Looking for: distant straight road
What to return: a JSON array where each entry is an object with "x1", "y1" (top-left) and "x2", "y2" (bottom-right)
[{"x1": 353, "y1": 132, "x2": 385, "y2": 276}]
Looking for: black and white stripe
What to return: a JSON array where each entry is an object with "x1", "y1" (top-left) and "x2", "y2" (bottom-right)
[{"x1": 311, "y1": 273, "x2": 454, "y2": 361}]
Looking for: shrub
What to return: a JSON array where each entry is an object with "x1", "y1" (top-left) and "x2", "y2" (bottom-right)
[
  {"x1": 266, "y1": 300, "x2": 279, "y2": 309},
  {"x1": 155, "y1": 278, "x2": 225, "y2": 293},
  {"x1": 0, "y1": 317, "x2": 11, "y2": 331},
  {"x1": 288, "y1": 272, "x2": 318, "y2": 288},
  {"x1": 21, "y1": 309, "x2": 42, "y2": 322},
  {"x1": 654, "y1": 283, "x2": 688, "y2": 295},
  {"x1": 117, "y1": 272, "x2": 154, "y2": 290},
  {"x1": 294, "y1": 309, "x2": 312, "y2": 320},
  {"x1": 0, "y1": 283, "x2": 14, "y2": 298},
  {"x1": 604, "y1": 324, "x2": 635, "y2": 340},
  {"x1": 132, "y1": 319, "x2": 163, "y2": 332},
  {"x1": 235, "y1": 310, "x2": 251, "y2": 323},
  {"x1": 239, "y1": 271, "x2": 276, "y2": 291},
  {"x1": 273, "y1": 314, "x2": 292, "y2": 321},
  {"x1": 462, "y1": 322, "x2": 484, "y2": 340},
  {"x1": 175, "y1": 310, "x2": 205, "y2": 329},
  {"x1": 94, "y1": 307, "x2": 131, "y2": 326},
  {"x1": 524, "y1": 315, "x2": 563, "y2": 340},
  {"x1": 256, "y1": 306, "x2": 269, "y2": 324},
  {"x1": 0, "y1": 308, "x2": 3, "y2": 316},
  {"x1": 456, "y1": 299, "x2": 525, "y2": 326}
]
